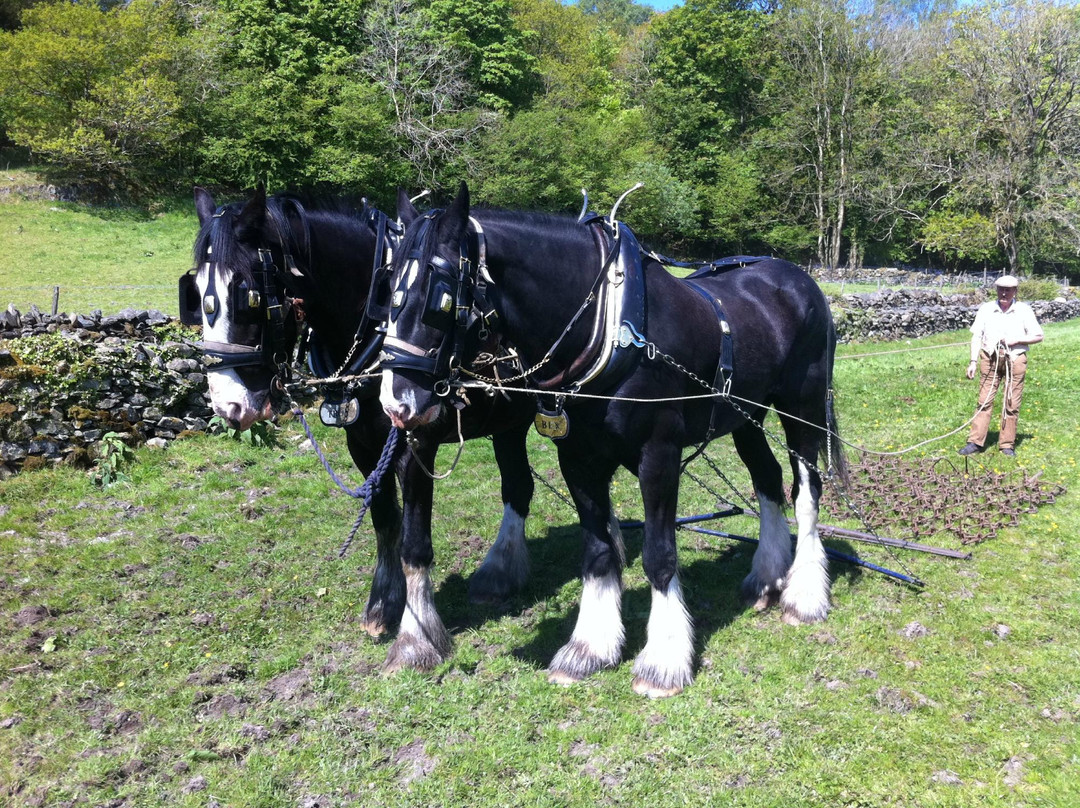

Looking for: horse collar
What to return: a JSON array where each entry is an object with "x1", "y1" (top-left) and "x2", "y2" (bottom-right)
[{"x1": 533, "y1": 219, "x2": 647, "y2": 395}]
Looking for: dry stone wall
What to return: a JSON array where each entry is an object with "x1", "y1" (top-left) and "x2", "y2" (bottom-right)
[
  {"x1": 831, "y1": 289, "x2": 1080, "y2": 343},
  {"x1": 0, "y1": 305, "x2": 212, "y2": 477}
]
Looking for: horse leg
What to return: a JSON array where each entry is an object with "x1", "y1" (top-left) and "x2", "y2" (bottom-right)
[
  {"x1": 778, "y1": 418, "x2": 830, "y2": 625},
  {"x1": 632, "y1": 435, "x2": 694, "y2": 698},
  {"x1": 732, "y1": 423, "x2": 792, "y2": 611},
  {"x1": 469, "y1": 423, "x2": 534, "y2": 603},
  {"x1": 346, "y1": 428, "x2": 405, "y2": 637},
  {"x1": 547, "y1": 446, "x2": 624, "y2": 684},
  {"x1": 383, "y1": 441, "x2": 453, "y2": 672}
]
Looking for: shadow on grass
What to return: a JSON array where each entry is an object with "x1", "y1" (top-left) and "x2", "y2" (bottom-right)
[{"x1": 434, "y1": 515, "x2": 878, "y2": 673}]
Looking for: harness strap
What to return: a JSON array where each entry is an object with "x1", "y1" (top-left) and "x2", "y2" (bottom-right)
[{"x1": 682, "y1": 280, "x2": 734, "y2": 437}]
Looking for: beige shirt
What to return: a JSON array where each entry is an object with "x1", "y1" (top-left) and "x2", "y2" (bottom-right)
[{"x1": 969, "y1": 300, "x2": 1043, "y2": 361}]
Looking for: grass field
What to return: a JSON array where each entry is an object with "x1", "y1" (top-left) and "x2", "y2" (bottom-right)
[
  {"x1": 2, "y1": 286, "x2": 1078, "y2": 808},
  {"x1": 0, "y1": 181, "x2": 193, "y2": 316}
]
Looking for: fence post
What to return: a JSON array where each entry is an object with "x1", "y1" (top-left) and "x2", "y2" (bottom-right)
[{"x1": 52, "y1": 286, "x2": 59, "y2": 316}]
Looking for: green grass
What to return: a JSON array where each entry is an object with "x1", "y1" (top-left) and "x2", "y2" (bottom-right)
[
  {"x1": 0, "y1": 187, "x2": 195, "y2": 317},
  {"x1": 2, "y1": 321, "x2": 1078, "y2": 807}
]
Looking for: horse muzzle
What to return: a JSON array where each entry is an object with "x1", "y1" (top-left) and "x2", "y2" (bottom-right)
[
  {"x1": 208, "y1": 369, "x2": 276, "y2": 431},
  {"x1": 380, "y1": 370, "x2": 443, "y2": 431}
]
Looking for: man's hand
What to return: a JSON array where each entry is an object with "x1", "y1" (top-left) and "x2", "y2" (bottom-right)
[{"x1": 966, "y1": 360, "x2": 977, "y2": 380}]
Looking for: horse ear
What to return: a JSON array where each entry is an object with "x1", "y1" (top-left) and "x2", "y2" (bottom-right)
[
  {"x1": 448, "y1": 181, "x2": 470, "y2": 218},
  {"x1": 194, "y1": 187, "x2": 215, "y2": 225},
  {"x1": 397, "y1": 188, "x2": 420, "y2": 226},
  {"x1": 443, "y1": 181, "x2": 471, "y2": 241},
  {"x1": 237, "y1": 184, "x2": 267, "y2": 240}
]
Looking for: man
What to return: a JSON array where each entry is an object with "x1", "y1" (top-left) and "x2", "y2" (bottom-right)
[{"x1": 959, "y1": 275, "x2": 1043, "y2": 457}]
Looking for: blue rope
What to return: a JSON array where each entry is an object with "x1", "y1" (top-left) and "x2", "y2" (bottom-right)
[{"x1": 291, "y1": 405, "x2": 401, "y2": 557}]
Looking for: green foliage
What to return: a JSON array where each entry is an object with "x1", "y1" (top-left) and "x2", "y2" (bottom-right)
[
  {"x1": 1017, "y1": 277, "x2": 1065, "y2": 302},
  {"x1": 209, "y1": 415, "x2": 279, "y2": 448},
  {"x1": 468, "y1": 102, "x2": 697, "y2": 247},
  {"x1": 194, "y1": 0, "x2": 372, "y2": 190},
  {"x1": 426, "y1": 0, "x2": 540, "y2": 111},
  {"x1": 4, "y1": 0, "x2": 1080, "y2": 273},
  {"x1": 0, "y1": 0, "x2": 193, "y2": 199},
  {"x1": 644, "y1": 0, "x2": 764, "y2": 165},
  {"x1": 512, "y1": 0, "x2": 626, "y2": 112},
  {"x1": 637, "y1": 0, "x2": 770, "y2": 252},
  {"x1": 91, "y1": 430, "x2": 134, "y2": 486},
  {"x1": 0, "y1": 331, "x2": 94, "y2": 393},
  {"x1": 574, "y1": 0, "x2": 653, "y2": 37},
  {"x1": 921, "y1": 209, "x2": 1001, "y2": 266}
]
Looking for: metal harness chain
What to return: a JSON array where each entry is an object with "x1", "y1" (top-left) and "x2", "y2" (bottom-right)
[{"x1": 406, "y1": 407, "x2": 466, "y2": 481}]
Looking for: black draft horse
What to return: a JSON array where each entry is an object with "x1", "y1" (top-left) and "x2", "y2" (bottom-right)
[
  {"x1": 185, "y1": 187, "x2": 538, "y2": 670},
  {"x1": 380, "y1": 184, "x2": 846, "y2": 697}
]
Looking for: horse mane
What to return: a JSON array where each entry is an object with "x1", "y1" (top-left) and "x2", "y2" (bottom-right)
[
  {"x1": 399, "y1": 204, "x2": 583, "y2": 271},
  {"x1": 192, "y1": 192, "x2": 371, "y2": 285}
]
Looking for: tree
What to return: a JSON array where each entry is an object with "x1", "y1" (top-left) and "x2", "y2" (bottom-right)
[
  {"x1": 639, "y1": 0, "x2": 770, "y2": 252},
  {"x1": 575, "y1": 0, "x2": 653, "y2": 37},
  {"x1": 0, "y1": 0, "x2": 193, "y2": 198},
  {"x1": 193, "y1": 0, "x2": 371, "y2": 190},
  {"x1": 425, "y1": 0, "x2": 540, "y2": 111},
  {"x1": 356, "y1": 0, "x2": 494, "y2": 188},
  {"x1": 930, "y1": 0, "x2": 1080, "y2": 274},
  {"x1": 511, "y1": 0, "x2": 626, "y2": 112},
  {"x1": 759, "y1": 0, "x2": 880, "y2": 270}
]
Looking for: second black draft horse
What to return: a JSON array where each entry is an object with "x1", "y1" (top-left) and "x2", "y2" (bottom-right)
[
  {"x1": 185, "y1": 187, "x2": 538, "y2": 671},
  {"x1": 380, "y1": 184, "x2": 846, "y2": 697}
]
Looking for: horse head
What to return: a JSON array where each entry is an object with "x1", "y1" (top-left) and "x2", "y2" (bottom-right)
[
  {"x1": 379, "y1": 183, "x2": 476, "y2": 431},
  {"x1": 183, "y1": 186, "x2": 302, "y2": 431}
]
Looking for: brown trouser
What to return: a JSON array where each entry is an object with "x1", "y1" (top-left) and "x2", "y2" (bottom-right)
[{"x1": 968, "y1": 350, "x2": 1028, "y2": 450}]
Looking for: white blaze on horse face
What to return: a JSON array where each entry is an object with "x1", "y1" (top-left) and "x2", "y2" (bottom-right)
[
  {"x1": 198, "y1": 261, "x2": 270, "y2": 431},
  {"x1": 380, "y1": 256, "x2": 424, "y2": 428}
]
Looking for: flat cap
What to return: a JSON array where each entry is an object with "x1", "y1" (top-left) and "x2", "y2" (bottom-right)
[{"x1": 995, "y1": 275, "x2": 1019, "y2": 288}]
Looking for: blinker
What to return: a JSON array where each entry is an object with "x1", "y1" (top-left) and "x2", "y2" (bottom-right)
[
  {"x1": 178, "y1": 270, "x2": 202, "y2": 326},
  {"x1": 421, "y1": 271, "x2": 457, "y2": 331}
]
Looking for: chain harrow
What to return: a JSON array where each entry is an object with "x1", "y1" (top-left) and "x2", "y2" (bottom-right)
[{"x1": 820, "y1": 453, "x2": 1065, "y2": 546}]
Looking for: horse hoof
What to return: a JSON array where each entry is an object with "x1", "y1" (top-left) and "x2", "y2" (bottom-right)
[
  {"x1": 781, "y1": 610, "x2": 808, "y2": 627},
  {"x1": 467, "y1": 583, "x2": 513, "y2": 606},
  {"x1": 547, "y1": 639, "x2": 617, "y2": 684},
  {"x1": 360, "y1": 618, "x2": 389, "y2": 638},
  {"x1": 631, "y1": 677, "x2": 684, "y2": 699},
  {"x1": 740, "y1": 575, "x2": 784, "y2": 612},
  {"x1": 547, "y1": 669, "x2": 584, "y2": 686},
  {"x1": 748, "y1": 591, "x2": 780, "y2": 612},
  {"x1": 383, "y1": 636, "x2": 447, "y2": 674},
  {"x1": 781, "y1": 605, "x2": 827, "y2": 626}
]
